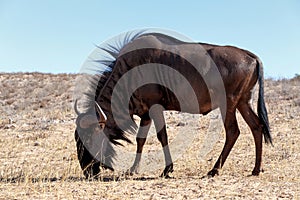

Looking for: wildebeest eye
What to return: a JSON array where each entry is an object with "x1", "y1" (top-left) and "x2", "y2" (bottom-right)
[{"x1": 99, "y1": 122, "x2": 105, "y2": 129}]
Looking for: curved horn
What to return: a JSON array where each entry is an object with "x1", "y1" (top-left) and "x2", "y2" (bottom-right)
[
  {"x1": 74, "y1": 99, "x2": 81, "y2": 115},
  {"x1": 95, "y1": 101, "x2": 107, "y2": 121}
]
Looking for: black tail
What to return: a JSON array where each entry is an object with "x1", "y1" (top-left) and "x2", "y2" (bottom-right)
[{"x1": 256, "y1": 59, "x2": 273, "y2": 145}]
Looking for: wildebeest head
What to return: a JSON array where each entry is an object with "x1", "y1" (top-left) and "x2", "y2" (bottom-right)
[
  {"x1": 74, "y1": 100, "x2": 114, "y2": 179},
  {"x1": 75, "y1": 100, "x2": 106, "y2": 129}
]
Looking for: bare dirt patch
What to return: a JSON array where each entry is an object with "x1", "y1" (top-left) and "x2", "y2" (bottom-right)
[{"x1": 0, "y1": 73, "x2": 299, "y2": 199}]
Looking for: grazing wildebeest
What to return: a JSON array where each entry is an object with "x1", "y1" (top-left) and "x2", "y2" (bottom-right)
[{"x1": 74, "y1": 30, "x2": 272, "y2": 179}]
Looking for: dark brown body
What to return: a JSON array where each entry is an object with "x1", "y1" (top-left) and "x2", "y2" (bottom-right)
[{"x1": 75, "y1": 32, "x2": 272, "y2": 178}]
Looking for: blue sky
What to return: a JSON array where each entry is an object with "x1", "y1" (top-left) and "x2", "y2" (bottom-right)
[{"x1": 0, "y1": 0, "x2": 299, "y2": 78}]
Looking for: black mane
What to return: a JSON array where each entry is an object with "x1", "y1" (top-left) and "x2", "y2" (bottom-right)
[{"x1": 79, "y1": 29, "x2": 192, "y2": 145}]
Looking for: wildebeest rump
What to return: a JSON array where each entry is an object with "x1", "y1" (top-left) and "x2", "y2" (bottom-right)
[{"x1": 74, "y1": 30, "x2": 272, "y2": 179}]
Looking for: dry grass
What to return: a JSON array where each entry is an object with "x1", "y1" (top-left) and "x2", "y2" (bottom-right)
[{"x1": 0, "y1": 73, "x2": 299, "y2": 199}]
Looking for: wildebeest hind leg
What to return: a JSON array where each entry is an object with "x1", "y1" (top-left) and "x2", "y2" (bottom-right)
[
  {"x1": 208, "y1": 110, "x2": 240, "y2": 177},
  {"x1": 238, "y1": 102, "x2": 263, "y2": 175}
]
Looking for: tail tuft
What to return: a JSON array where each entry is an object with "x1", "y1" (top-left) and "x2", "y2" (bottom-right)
[{"x1": 256, "y1": 60, "x2": 273, "y2": 145}]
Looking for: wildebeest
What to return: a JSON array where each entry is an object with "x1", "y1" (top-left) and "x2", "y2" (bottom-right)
[{"x1": 74, "y1": 30, "x2": 272, "y2": 179}]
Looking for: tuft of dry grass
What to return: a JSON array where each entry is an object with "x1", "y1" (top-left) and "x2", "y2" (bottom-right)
[{"x1": 0, "y1": 73, "x2": 299, "y2": 199}]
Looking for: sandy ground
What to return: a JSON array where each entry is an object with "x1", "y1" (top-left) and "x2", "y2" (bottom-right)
[{"x1": 0, "y1": 73, "x2": 299, "y2": 199}]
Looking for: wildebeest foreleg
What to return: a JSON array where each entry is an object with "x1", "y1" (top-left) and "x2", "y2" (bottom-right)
[
  {"x1": 151, "y1": 110, "x2": 173, "y2": 178},
  {"x1": 208, "y1": 110, "x2": 240, "y2": 177},
  {"x1": 238, "y1": 102, "x2": 263, "y2": 175},
  {"x1": 128, "y1": 115, "x2": 152, "y2": 175},
  {"x1": 157, "y1": 125, "x2": 173, "y2": 178}
]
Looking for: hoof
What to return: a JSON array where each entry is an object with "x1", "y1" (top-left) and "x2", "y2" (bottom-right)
[
  {"x1": 207, "y1": 168, "x2": 219, "y2": 177},
  {"x1": 164, "y1": 174, "x2": 175, "y2": 179},
  {"x1": 125, "y1": 167, "x2": 139, "y2": 176},
  {"x1": 125, "y1": 170, "x2": 133, "y2": 176},
  {"x1": 251, "y1": 168, "x2": 263, "y2": 176},
  {"x1": 160, "y1": 164, "x2": 174, "y2": 178},
  {"x1": 125, "y1": 169, "x2": 138, "y2": 176}
]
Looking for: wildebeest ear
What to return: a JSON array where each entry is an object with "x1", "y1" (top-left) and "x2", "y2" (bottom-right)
[
  {"x1": 95, "y1": 101, "x2": 107, "y2": 122},
  {"x1": 79, "y1": 114, "x2": 99, "y2": 129}
]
